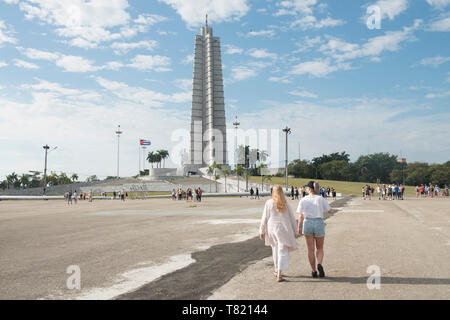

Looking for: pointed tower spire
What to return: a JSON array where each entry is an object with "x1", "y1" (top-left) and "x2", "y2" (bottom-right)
[{"x1": 206, "y1": 13, "x2": 208, "y2": 26}]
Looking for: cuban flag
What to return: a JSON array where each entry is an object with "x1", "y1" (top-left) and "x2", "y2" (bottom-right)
[{"x1": 140, "y1": 139, "x2": 151, "y2": 146}]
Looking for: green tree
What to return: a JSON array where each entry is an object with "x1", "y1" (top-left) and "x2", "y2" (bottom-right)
[
  {"x1": 157, "y1": 150, "x2": 169, "y2": 168},
  {"x1": 207, "y1": 161, "x2": 222, "y2": 192},
  {"x1": 71, "y1": 173, "x2": 79, "y2": 183},
  {"x1": 147, "y1": 151, "x2": 156, "y2": 168},
  {"x1": 19, "y1": 173, "x2": 30, "y2": 188},
  {"x1": 429, "y1": 163, "x2": 450, "y2": 186},
  {"x1": 404, "y1": 162, "x2": 430, "y2": 186},
  {"x1": 354, "y1": 153, "x2": 400, "y2": 183},
  {"x1": 288, "y1": 160, "x2": 315, "y2": 179},
  {"x1": 319, "y1": 160, "x2": 353, "y2": 181},
  {"x1": 86, "y1": 175, "x2": 100, "y2": 182}
]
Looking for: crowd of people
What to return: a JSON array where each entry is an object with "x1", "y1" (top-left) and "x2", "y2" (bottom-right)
[
  {"x1": 361, "y1": 183, "x2": 449, "y2": 201},
  {"x1": 362, "y1": 184, "x2": 405, "y2": 200},
  {"x1": 287, "y1": 186, "x2": 337, "y2": 201},
  {"x1": 64, "y1": 189, "x2": 129, "y2": 204},
  {"x1": 171, "y1": 187, "x2": 203, "y2": 202},
  {"x1": 416, "y1": 184, "x2": 449, "y2": 198}
]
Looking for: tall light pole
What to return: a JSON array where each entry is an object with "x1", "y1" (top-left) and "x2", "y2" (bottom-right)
[
  {"x1": 282, "y1": 126, "x2": 291, "y2": 191},
  {"x1": 232, "y1": 116, "x2": 240, "y2": 192},
  {"x1": 115, "y1": 125, "x2": 122, "y2": 179},
  {"x1": 142, "y1": 146, "x2": 147, "y2": 173},
  {"x1": 42, "y1": 145, "x2": 57, "y2": 195}
]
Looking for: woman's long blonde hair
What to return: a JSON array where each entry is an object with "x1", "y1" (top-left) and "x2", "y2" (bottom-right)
[{"x1": 272, "y1": 185, "x2": 287, "y2": 213}]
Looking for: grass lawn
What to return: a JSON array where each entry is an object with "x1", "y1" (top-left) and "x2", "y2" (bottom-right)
[{"x1": 233, "y1": 176, "x2": 417, "y2": 196}]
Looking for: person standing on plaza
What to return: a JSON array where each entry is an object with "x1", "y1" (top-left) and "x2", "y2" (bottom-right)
[
  {"x1": 256, "y1": 187, "x2": 260, "y2": 200},
  {"x1": 290, "y1": 186, "x2": 294, "y2": 200},
  {"x1": 295, "y1": 187, "x2": 299, "y2": 200},
  {"x1": 297, "y1": 181, "x2": 333, "y2": 278},
  {"x1": 73, "y1": 190, "x2": 78, "y2": 204},
  {"x1": 250, "y1": 187, "x2": 254, "y2": 199},
  {"x1": 259, "y1": 185, "x2": 298, "y2": 282}
]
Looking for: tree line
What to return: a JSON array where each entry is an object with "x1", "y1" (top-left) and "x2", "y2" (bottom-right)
[
  {"x1": 287, "y1": 152, "x2": 449, "y2": 186},
  {"x1": 0, "y1": 171, "x2": 116, "y2": 190}
]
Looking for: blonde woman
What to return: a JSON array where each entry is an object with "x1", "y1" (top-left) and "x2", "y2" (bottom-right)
[{"x1": 259, "y1": 185, "x2": 298, "y2": 282}]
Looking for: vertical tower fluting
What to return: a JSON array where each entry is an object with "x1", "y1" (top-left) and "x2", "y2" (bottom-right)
[{"x1": 189, "y1": 20, "x2": 227, "y2": 167}]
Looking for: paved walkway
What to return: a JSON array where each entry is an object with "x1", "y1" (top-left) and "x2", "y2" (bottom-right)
[{"x1": 208, "y1": 197, "x2": 450, "y2": 300}]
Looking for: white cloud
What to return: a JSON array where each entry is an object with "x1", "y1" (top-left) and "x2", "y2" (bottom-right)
[
  {"x1": 223, "y1": 44, "x2": 243, "y2": 55},
  {"x1": 268, "y1": 76, "x2": 291, "y2": 84},
  {"x1": 0, "y1": 20, "x2": 17, "y2": 46},
  {"x1": 181, "y1": 54, "x2": 194, "y2": 64},
  {"x1": 289, "y1": 58, "x2": 348, "y2": 78},
  {"x1": 17, "y1": 1, "x2": 164, "y2": 48},
  {"x1": 158, "y1": 0, "x2": 249, "y2": 27},
  {"x1": 21, "y1": 78, "x2": 82, "y2": 96},
  {"x1": 369, "y1": 0, "x2": 409, "y2": 20},
  {"x1": 426, "y1": 0, "x2": 450, "y2": 9},
  {"x1": 231, "y1": 66, "x2": 258, "y2": 81},
  {"x1": 428, "y1": 14, "x2": 450, "y2": 31},
  {"x1": 274, "y1": 0, "x2": 317, "y2": 16},
  {"x1": 247, "y1": 48, "x2": 277, "y2": 59},
  {"x1": 55, "y1": 55, "x2": 99, "y2": 72},
  {"x1": 247, "y1": 29, "x2": 276, "y2": 37},
  {"x1": 134, "y1": 13, "x2": 168, "y2": 25},
  {"x1": 128, "y1": 54, "x2": 171, "y2": 72},
  {"x1": 103, "y1": 61, "x2": 124, "y2": 71},
  {"x1": 426, "y1": 90, "x2": 450, "y2": 98},
  {"x1": 13, "y1": 59, "x2": 39, "y2": 69},
  {"x1": 320, "y1": 20, "x2": 422, "y2": 61},
  {"x1": 289, "y1": 90, "x2": 318, "y2": 99},
  {"x1": 20, "y1": 47, "x2": 60, "y2": 60},
  {"x1": 294, "y1": 35, "x2": 322, "y2": 53},
  {"x1": 419, "y1": 56, "x2": 450, "y2": 67},
  {"x1": 96, "y1": 77, "x2": 189, "y2": 106},
  {"x1": 2, "y1": 0, "x2": 19, "y2": 4},
  {"x1": 111, "y1": 40, "x2": 158, "y2": 55},
  {"x1": 0, "y1": 61, "x2": 7, "y2": 68},
  {"x1": 290, "y1": 15, "x2": 345, "y2": 30}
]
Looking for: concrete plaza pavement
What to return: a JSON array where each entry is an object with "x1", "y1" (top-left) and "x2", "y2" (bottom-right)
[
  {"x1": 0, "y1": 195, "x2": 449, "y2": 300},
  {"x1": 209, "y1": 196, "x2": 450, "y2": 300}
]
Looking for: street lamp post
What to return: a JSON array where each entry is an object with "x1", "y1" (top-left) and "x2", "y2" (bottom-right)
[
  {"x1": 42, "y1": 145, "x2": 57, "y2": 195},
  {"x1": 115, "y1": 125, "x2": 123, "y2": 179},
  {"x1": 232, "y1": 116, "x2": 240, "y2": 192},
  {"x1": 282, "y1": 126, "x2": 291, "y2": 191}
]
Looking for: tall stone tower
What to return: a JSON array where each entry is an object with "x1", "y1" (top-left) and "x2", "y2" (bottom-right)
[{"x1": 188, "y1": 16, "x2": 227, "y2": 170}]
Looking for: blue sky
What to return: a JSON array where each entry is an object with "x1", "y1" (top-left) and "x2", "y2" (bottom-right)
[{"x1": 0, "y1": 0, "x2": 449, "y2": 180}]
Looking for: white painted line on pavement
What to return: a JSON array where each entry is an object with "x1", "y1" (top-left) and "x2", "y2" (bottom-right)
[
  {"x1": 193, "y1": 219, "x2": 261, "y2": 225},
  {"x1": 75, "y1": 254, "x2": 195, "y2": 300},
  {"x1": 341, "y1": 210, "x2": 385, "y2": 213}
]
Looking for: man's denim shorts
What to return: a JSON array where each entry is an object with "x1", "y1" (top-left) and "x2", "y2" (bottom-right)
[{"x1": 302, "y1": 218, "x2": 325, "y2": 237}]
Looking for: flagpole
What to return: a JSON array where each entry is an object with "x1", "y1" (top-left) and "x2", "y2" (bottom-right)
[{"x1": 139, "y1": 140, "x2": 141, "y2": 174}]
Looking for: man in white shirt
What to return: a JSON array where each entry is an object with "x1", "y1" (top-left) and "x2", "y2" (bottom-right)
[{"x1": 297, "y1": 181, "x2": 333, "y2": 278}]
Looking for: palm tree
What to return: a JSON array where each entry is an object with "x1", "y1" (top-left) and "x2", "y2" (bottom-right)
[
  {"x1": 147, "y1": 151, "x2": 156, "y2": 168},
  {"x1": 222, "y1": 168, "x2": 229, "y2": 193},
  {"x1": 71, "y1": 173, "x2": 78, "y2": 183},
  {"x1": 207, "y1": 161, "x2": 222, "y2": 192},
  {"x1": 157, "y1": 150, "x2": 169, "y2": 168},
  {"x1": 6, "y1": 172, "x2": 18, "y2": 189},
  {"x1": 154, "y1": 152, "x2": 162, "y2": 168},
  {"x1": 19, "y1": 174, "x2": 30, "y2": 189}
]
